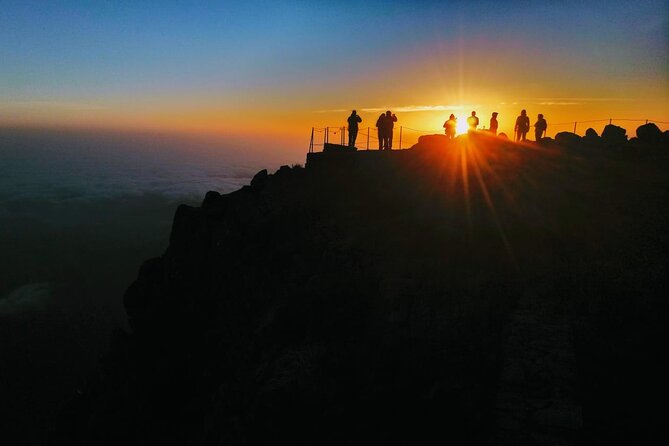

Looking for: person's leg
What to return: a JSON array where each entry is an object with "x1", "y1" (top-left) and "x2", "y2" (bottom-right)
[
  {"x1": 388, "y1": 132, "x2": 393, "y2": 150},
  {"x1": 535, "y1": 130, "x2": 541, "y2": 142},
  {"x1": 378, "y1": 132, "x2": 383, "y2": 150},
  {"x1": 351, "y1": 130, "x2": 357, "y2": 147}
]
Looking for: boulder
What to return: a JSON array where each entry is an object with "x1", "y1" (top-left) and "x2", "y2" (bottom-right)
[
  {"x1": 582, "y1": 128, "x2": 601, "y2": 146},
  {"x1": 601, "y1": 124, "x2": 627, "y2": 145},
  {"x1": 585, "y1": 128, "x2": 598, "y2": 138},
  {"x1": 636, "y1": 123, "x2": 663, "y2": 143},
  {"x1": 555, "y1": 132, "x2": 581, "y2": 146},
  {"x1": 537, "y1": 137, "x2": 554, "y2": 146},
  {"x1": 412, "y1": 134, "x2": 450, "y2": 150}
]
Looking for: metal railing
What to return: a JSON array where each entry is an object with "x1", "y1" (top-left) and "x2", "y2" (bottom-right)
[{"x1": 308, "y1": 118, "x2": 669, "y2": 153}]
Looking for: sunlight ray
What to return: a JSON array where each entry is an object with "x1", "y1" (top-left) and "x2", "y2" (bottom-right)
[{"x1": 469, "y1": 139, "x2": 516, "y2": 265}]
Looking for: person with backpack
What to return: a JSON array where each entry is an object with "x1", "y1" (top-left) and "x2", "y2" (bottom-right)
[
  {"x1": 534, "y1": 113, "x2": 547, "y2": 141},
  {"x1": 515, "y1": 109, "x2": 530, "y2": 142},
  {"x1": 347, "y1": 110, "x2": 362, "y2": 147}
]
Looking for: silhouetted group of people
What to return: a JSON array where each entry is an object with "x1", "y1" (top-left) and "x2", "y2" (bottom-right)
[
  {"x1": 443, "y1": 110, "x2": 547, "y2": 142},
  {"x1": 346, "y1": 108, "x2": 548, "y2": 149},
  {"x1": 512, "y1": 110, "x2": 547, "y2": 142},
  {"x1": 347, "y1": 109, "x2": 398, "y2": 149},
  {"x1": 376, "y1": 111, "x2": 398, "y2": 150}
]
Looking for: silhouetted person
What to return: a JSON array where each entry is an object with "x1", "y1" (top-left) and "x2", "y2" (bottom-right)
[
  {"x1": 515, "y1": 109, "x2": 530, "y2": 142},
  {"x1": 382, "y1": 110, "x2": 397, "y2": 150},
  {"x1": 467, "y1": 111, "x2": 479, "y2": 131},
  {"x1": 376, "y1": 113, "x2": 385, "y2": 150},
  {"x1": 534, "y1": 114, "x2": 547, "y2": 141},
  {"x1": 347, "y1": 110, "x2": 362, "y2": 147},
  {"x1": 444, "y1": 114, "x2": 457, "y2": 139},
  {"x1": 489, "y1": 112, "x2": 499, "y2": 135}
]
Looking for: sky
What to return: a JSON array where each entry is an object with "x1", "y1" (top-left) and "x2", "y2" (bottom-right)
[{"x1": 1, "y1": 0, "x2": 668, "y2": 151}]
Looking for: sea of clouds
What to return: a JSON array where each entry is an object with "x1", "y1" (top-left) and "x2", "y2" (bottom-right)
[
  {"x1": 0, "y1": 127, "x2": 271, "y2": 307},
  {"x1": 0, "y1": 128, "x2": 265, "y2": 205},
  {"x1": 0, "y1": 127, "x2": 291, "y2": 443}
]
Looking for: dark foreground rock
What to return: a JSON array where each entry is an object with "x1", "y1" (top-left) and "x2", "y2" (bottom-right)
[
  {"x1": 636, "y1": 123, "x2": 663, "y2": 143},
  {"x1": 601, "y1": 124, "x2": 627, "y2": 145},
  {"x1": 50, "y1": 133, "x2": 669, "y2": 445}
]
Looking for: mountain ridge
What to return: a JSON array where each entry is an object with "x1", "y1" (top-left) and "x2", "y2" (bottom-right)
[{"x1": 49, "y1": 129, "x2": 669, "y2": 445}]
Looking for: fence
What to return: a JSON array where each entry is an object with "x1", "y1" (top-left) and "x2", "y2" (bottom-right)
[{"x1": 308, "y1": 118, "x2": 669, "y2": 153}]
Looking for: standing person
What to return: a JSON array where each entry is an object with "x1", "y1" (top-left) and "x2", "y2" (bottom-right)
[
  {"x1": 376, "y1": 113, "x2": 386, "y2": 150},
  {"x1": 444, "y1": 114, "x2": 457, "y2": 139},
  {"x1": 347, "y1": 110, "x2": 362, "y2": 147},
  {"x1": 383, "y1": 110, "x2": 397, "y2": 150},
  {"x1": 489, "y1": 112, "x2": 499, "y2": 136},
  {"x1": 534, "y1": 113, "x2": 547, "y2": 141},
  {"x1": 515, "y1": 109, "x2": 530, "y2": 142},
  {"x1": 467, "y1": 111, "x2": 479, "y2": 131}
]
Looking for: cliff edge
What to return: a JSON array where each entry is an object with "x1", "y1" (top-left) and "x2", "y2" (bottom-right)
[{"x1": 50, "y1": 132, "x2": 669, "y2": 445}]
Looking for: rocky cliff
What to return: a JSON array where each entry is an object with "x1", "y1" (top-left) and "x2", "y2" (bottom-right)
[{"x1": 50, "y1": 131, "x2": 669, "y2": 445}]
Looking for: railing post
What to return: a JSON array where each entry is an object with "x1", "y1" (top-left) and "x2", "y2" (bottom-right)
[
  {"x1": 366, "y1": 127, "x2": 369, "y2": 150},
  {"x1": 573, "y1": 122, "x2": 577, "y2": 134},
  {"x1": 309, "y1": 127, "x2": 314, "y2": 153},
  {"x1": 609, "y1": 118, "x2": 612, "y2": 125},
  {"x1": 399, "y1": 126, "x2": 403, "y2": 150},
  {"x1": 646, "y1": 119, "x2": 648, "y2": 124},
  {"x1": 325, "y1": 127, "x2": 329, "y2": 144},
  {"x1": 342, "y1": 126, "x2": 345, "y2": 145}
]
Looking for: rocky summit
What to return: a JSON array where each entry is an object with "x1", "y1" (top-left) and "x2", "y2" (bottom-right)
[{"x1": 50, "y1": 130, "x2": 669, "y2": 445}]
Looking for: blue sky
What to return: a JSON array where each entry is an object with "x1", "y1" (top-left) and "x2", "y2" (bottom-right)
[{"x1": 1, "y1": 0, "x2": 667, "y2": 141}]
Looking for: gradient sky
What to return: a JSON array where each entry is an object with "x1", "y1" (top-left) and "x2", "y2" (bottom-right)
[{"x1": 1, "y1": 0, "x2": 668, "y2": 152}]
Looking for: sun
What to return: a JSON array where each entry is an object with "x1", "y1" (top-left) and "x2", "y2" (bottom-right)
[{"x1": 456, "y1": 115, "x2": 469, "y2": 135}]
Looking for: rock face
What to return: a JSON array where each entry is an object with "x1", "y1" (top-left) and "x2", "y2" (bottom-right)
[{"x1": 51, "y1": 135, "x2": 669, "y2": 445}]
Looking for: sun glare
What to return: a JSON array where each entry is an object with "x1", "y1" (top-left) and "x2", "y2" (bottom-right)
[{"x1": 456, "y1": 115, "x2": 469, "y2": 135}]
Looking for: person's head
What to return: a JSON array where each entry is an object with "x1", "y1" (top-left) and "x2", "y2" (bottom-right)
[
  {"x1": 386, "y1": 110, "x2": 391, "y2": 116},
  {"x1": 471, "y1": 111, "x2": 476, "y2": 116},
  {"x1": 492, "y1": 112, "x2": 498, "y2": 117},
  {"x1": 521, "y1": 109, "x2": 527, "y2": 116},
  {"x1": 538, "y1": 113, "x2": 544, "y2": 119},
  {"x1": 351, "y1": 110, "x2": 357, "y2": 115},
  {"x1": 450, "y1": 114, "x2": 455, "y2": 120}
]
